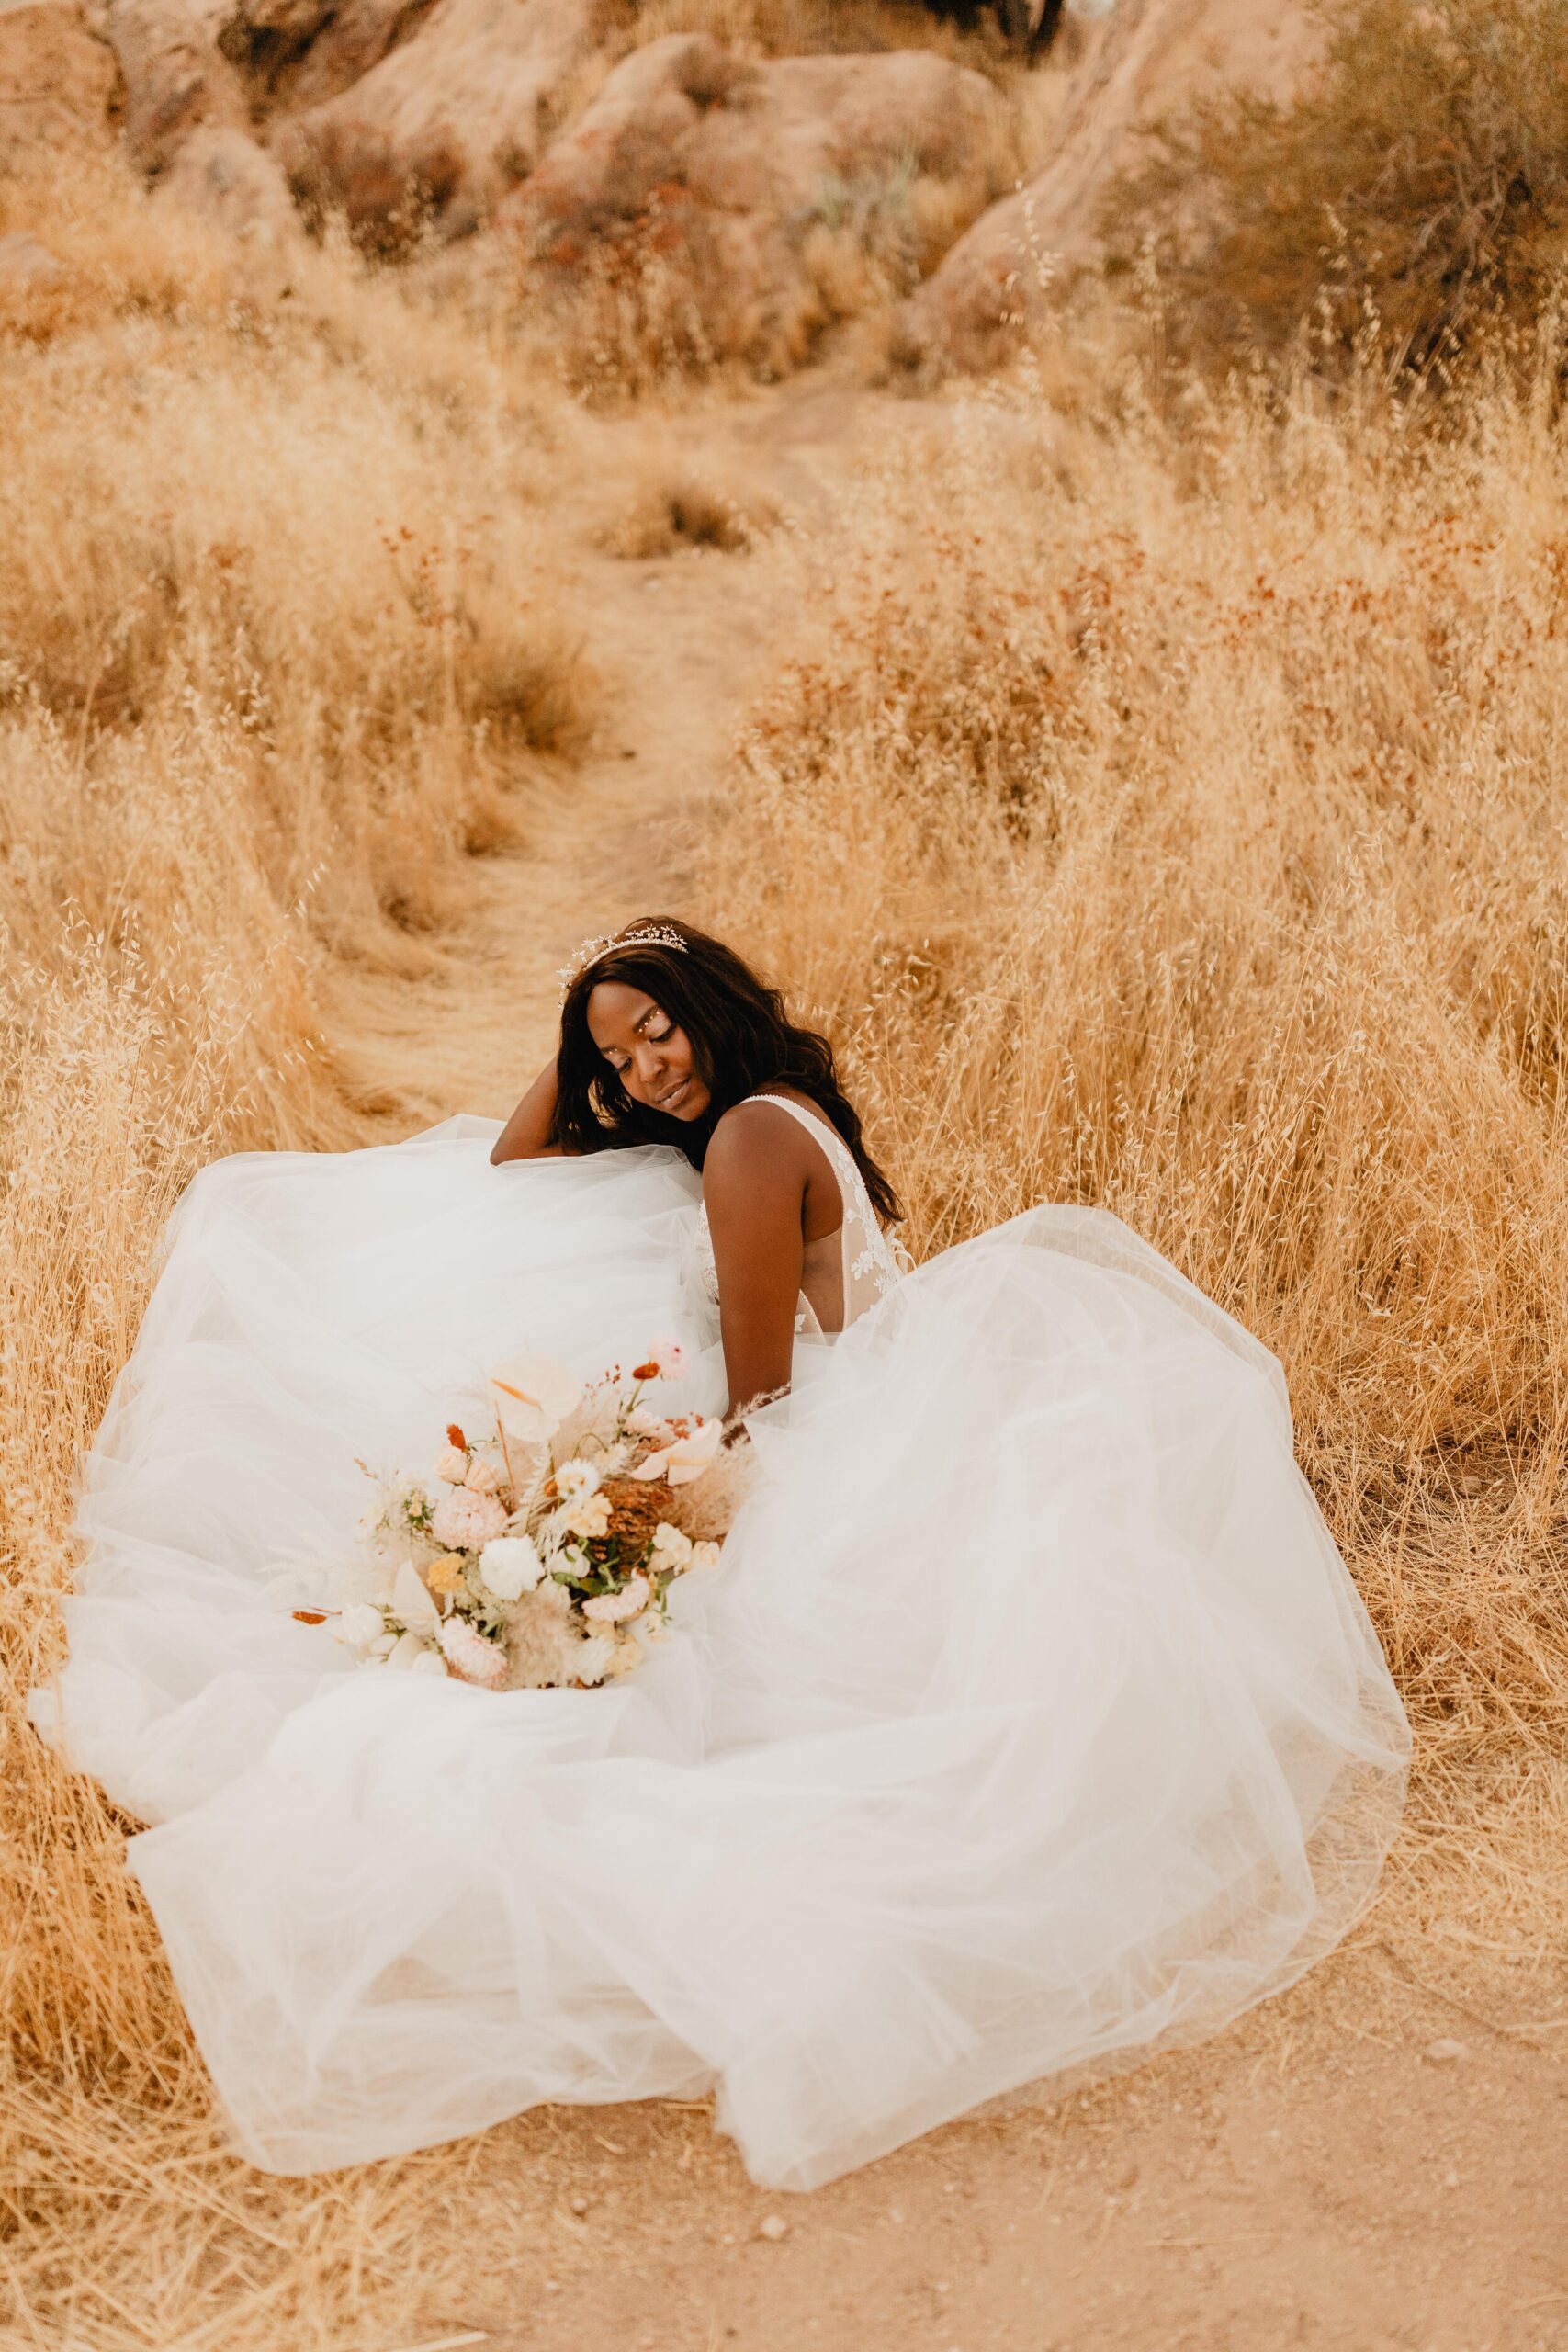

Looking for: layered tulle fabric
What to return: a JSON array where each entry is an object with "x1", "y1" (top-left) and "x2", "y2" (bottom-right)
[{"x1": 32, "y1": 1119, "x2": 1408, "y2": 2188}]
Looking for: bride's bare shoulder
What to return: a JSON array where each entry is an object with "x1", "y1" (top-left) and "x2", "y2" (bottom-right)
[{"x1": 703, "y1": 1098, "x2": 813, "y2": 1197}]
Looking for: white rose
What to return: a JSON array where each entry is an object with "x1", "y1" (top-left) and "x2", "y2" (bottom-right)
[
  {"x1": 433, "y1": 1445, "x2": 468, "y2": 1484},
  {"x1": 410, "y1": 1648, "x2": 450, "y2": 1677},
  {"x1": 332, "y1": 1602, "x2": 387, "y2": 1654},
  {"x1": 479, "y1": 1533, "x2": 544, "y2": 1601}
]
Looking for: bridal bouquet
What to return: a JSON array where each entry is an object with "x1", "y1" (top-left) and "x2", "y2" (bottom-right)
[{"x1": 298, "y1": 1342, "x2": 739, "y2": 1690}]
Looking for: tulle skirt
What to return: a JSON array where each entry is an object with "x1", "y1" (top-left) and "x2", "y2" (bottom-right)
[{"x1": 32, "y1": 1118, "x2": 1408, "y2": 2188}]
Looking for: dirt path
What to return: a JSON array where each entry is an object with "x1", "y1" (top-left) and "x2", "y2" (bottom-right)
[{"x1": 321, "y1": 386, "x2": 1568, "y2": 2352}]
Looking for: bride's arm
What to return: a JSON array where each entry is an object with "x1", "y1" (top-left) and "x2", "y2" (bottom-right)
[
  {"x1": 490, "y1": 1058, "x2": 565, "y2": 1164},
  {"x1": 703, "y1": 1109, "x2": 807, "y2": 1420}
]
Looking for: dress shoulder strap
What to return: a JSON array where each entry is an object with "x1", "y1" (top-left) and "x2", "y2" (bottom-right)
[{"x1": 739, "y1": 1093, "x2": 856, "y2": 1180}]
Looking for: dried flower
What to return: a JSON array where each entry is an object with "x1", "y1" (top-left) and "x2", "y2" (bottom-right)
[
  {"x1": 446, "y1": 1423, "x2": 468, "y2": 1451},
  {"x1": 554, "y1": 1458, "x2": 601, "y2": 1502},
  {"x1": 332, "y1": 1602, "x2": 387, "y2": 1653},
  {"x1": 573, "y1": 1634, "x2": 615, "y2": 1686},
  {"x1": 463, "y1": 1455, "x2": 505, "y2": 1496},
  {"x1": 626, "y1": 1406, "x2": 675, "y2": 1443},
  {"x1": 425, "y1": 1553, "x2": 468, "y2": 1598},
  {"x1": 649, "y1": 1522, "x2": 694, "y2": 1575},
  {"x1": 562, "y1": 1491, "x2": 612, "y2": 1541},
  {"x1": 629, "y1": 1417, "x2": 723, "y2": 1487},
  {"x1": 491, "y1": 1352, "x2": 582, "y2": 1445},
  {"x1": 437, "y1": 1615, "x2": 507, "y2": 1687},
  {"x1": 479, "y1": 1533, "x2": 544, "y2": 1600},
  {"x1": 582, "y1": 1574, "x2": 651, "y2": 1624},
  {"x1": 386, "y1": 1629, "x2": 438, "y2": 1671},
  {"x1": 430, "y1": 1487, "x2": 509, "y2": 1552}
]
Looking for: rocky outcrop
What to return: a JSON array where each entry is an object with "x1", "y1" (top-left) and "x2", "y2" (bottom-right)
[
  {"x1": 0, "y1": 229, "x2": 68, "y2": 287},
  {"x1": 500, "y1": 32, "x2": 1008, "y2": 375},
  {"x1": 902, "y1": 0, "x2": 1322, "y2": 368},
  {"x1": 212, "y1": 0, "x2": 438, "y2": 110},
  {"x1": 105, "y1": 0, "x2": 251, "y2": 175},
  {"x1": 265, "y1": 0, "x2": 438, "y2": 110},
  {"x1": 152, "y1": 123, "x2": 300, "y2": 243},
  {"x1": 274, "y1": 0, "x2": 592, "y2": 247},
  {"x1": 0, "y1": 0, "x2": 117, "y2": 175}
]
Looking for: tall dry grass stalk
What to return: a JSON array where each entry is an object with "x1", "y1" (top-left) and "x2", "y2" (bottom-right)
[
  {"x1": 0, "y1": 165, "x2": 603, "y2": 2348},
  {"x1": 702, "y1": 336, "x2": 1568, "y2": 1905}
]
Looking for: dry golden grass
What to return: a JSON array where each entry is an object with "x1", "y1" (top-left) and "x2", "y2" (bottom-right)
[
  {"x1": 702, "y1": 336, "x2": 1568, "y2": 1870},
  {"x1": 6, "y1": 74, "x2": 1568, "y2": 2352},
  {"x1": 0, "y1": 171, "x2": 609, "y2": 2350}
]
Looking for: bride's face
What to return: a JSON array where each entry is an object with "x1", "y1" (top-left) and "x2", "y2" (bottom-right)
[{"x1": 586, "y1": 981, "x2": 712, "y2": 1122}]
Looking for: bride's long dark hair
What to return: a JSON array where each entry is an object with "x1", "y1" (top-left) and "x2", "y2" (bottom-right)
[{"x1": 554, "y1": 918, "x2": 901, "y2": 1225}]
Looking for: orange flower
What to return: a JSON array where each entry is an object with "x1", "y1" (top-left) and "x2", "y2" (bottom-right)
[
  {"x1": 292, "y1": 1609, "x2": 328, "y2": 1625},
  {"x1": 446, "y1": 1423, "x2": 468, "y2": 1451},
  {"x1": 425, "y1": 1555, "x2": 468, "y2": 1597}
]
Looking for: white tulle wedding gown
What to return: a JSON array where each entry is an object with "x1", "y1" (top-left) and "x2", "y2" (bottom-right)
[{"x1": 32, "y1": 1105, "x2": 1409, "y2": 2188}]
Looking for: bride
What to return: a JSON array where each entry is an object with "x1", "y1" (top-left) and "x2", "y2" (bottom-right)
[{"x1": 33, "y1": 918, "x2": 1409, "y2": 2190}]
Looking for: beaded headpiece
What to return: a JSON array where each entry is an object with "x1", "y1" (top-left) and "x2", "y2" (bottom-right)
[{"x1": 557, "y1": 922, "x2": 688, "y2": 1003}]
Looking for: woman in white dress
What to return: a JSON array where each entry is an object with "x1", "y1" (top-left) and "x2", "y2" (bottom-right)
[{"x1": 33, "y1": 919, "x2": 1409, "y2": 2190}]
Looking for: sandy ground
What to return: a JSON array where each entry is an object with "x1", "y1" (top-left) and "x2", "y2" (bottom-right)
[{"x1": 321, "y1": 386, "x2": 1568, "y2": 2352}]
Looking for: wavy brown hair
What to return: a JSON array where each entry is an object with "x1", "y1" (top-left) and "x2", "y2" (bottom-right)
[{"x1": 553, "y1": 918, "x2": 900, "y2": 1224}]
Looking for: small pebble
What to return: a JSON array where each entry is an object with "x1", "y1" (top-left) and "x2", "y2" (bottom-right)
[
  {"x1": 1423, "y1": 2037, "x2": 1471, "y2": 2064},
  {"x1": 569, "y1": 2193, "x2": 591, "y2": 2215},
  {"x1": 758, "y1": 2213, "x2": 789, "y2": 2242}
]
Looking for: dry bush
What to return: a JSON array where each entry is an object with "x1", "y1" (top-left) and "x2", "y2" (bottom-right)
[
  {"x1": 595, "y1": 433, "x2": 781, "y2": 554},
  {"x1": 0, "y1": 195, "x2": 594, "y2": 936},
  {"x1": 702, "y1": 346, "x2": 1568, "y2": 1831},
  {"x1": 0, "y1": 177, "x2": 615, "y2": 2349},
  {"x1": 1105, "y1": 0, "x2": 1568, "y2": 372}
]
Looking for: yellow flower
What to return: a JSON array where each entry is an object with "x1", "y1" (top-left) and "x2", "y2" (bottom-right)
[
  {"x1": 425, "y1": 1554, "x2": 468, "y2": 1597},
  {"x1": 563, "y1": 1491, "x2": 612, "y2": 1541}
]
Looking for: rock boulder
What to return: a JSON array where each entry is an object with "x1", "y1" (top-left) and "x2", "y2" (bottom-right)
[
  {"x1": 274, "y1": 0, "x2": 592, "y2": 247},
  {"x1": 500, "y1": 32, "x2": 1009, "y2": 375},
  {"x1": 152, "y1": 123, "x2": 300, "y2": 244},
  {"x1": 902, "y1": 0, "x2": 1322, "y2": 368},
  {"x1": 0, "y1": 0, "x2": 118, "y2": 176},
  {"x1": 105, "y1": 0, "x2": 251, "y2": 175}
]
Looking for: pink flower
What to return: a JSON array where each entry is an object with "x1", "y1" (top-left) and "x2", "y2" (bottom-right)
[
  {"x1": 632, "y1": 1339, "x2": 688, "y2": 1381},
  {"x1": 582, "y1": 1574, "x2": 651, "y2": 1625},
  {"x1": 437, "y1": 1614, "x2": 507, "y2": 1687},
  {"x1": 429, "y1": 1486, "x2": 509, "y2": 1552}
]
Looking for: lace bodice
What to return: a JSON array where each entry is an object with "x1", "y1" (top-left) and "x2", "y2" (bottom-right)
[{"x1": 693, "y1": 1093, "x2": 906, "y2": 1340}]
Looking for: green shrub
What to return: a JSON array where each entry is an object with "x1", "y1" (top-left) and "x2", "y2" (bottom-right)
[{"x1": 1105, "y1": 0, "x2": 1568, "y2": 371}]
